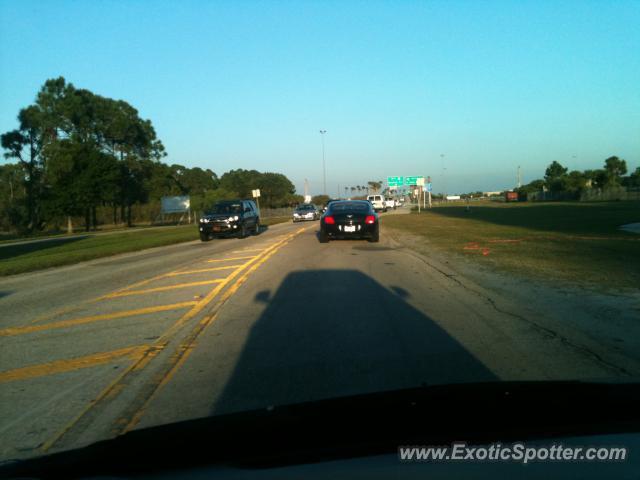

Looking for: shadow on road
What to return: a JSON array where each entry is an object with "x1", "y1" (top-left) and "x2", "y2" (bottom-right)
[
  {"x1": 0, "y1": 236, "x2": 87, "y2": 261},
  {"x1": 211, "y1": 269, "x2": 496, "y2": 415}
]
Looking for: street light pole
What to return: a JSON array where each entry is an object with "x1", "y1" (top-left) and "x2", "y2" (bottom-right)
[
  {"x1": 319, "y1": 130, "x2": 327, "y2": 195},
  {"x1": 440, "y1": 154, "x2": 446, "y2": 202}
]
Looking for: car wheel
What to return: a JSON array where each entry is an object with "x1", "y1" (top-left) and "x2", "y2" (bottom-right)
[
  {"x1": 199, "y1": 232, "x2": 209, "y2": 242},
  {"x1": 319, "y1": 231, "x2": 329, "y2": 243},
  {"x1": 253, "y1": 219, "x2": 260, "y2": 235},
  {"x1": 239, "y1": 224, "x2": 247, "y2": 238},
  {"x1": 369, "y1": 229, "x2": 380, "y2": 243}
]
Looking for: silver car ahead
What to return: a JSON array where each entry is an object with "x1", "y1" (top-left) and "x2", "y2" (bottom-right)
[{"x1": 293, "y1": 204, "x2": 319, "y2": 222}]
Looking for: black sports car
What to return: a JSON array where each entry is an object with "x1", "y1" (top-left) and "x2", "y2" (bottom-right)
[{"x1": 319, "y1": 200, "x2": 379, "y2": 243}]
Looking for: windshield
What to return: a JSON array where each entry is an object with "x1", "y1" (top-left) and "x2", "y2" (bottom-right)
[
  {"x1": 0, "y1": 0, "x2": 638, "y2": 471},
  {"x1": 209, "y1": 203, "x2": 242, "y2": 214}
]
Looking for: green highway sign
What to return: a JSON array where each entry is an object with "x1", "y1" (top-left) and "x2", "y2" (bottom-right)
[
  {"x1": 405, "y1": 176, "x2": 424, "y2": 186},
  {"x1": 387, "y1": 176, "x2": 404, "y2": 187}
]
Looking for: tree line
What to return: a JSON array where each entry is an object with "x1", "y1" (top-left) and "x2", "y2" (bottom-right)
[
  {"x1": 517, "y1": 156, "x2": 640, "y2": 197},
  {"x1": 0, "y1": 78, "x2": 299, "y2": 234}
]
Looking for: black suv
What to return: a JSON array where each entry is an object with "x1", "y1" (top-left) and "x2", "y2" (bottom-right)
[{"x1": 198, "y1": 199, "x2": 260, "y2": 241}]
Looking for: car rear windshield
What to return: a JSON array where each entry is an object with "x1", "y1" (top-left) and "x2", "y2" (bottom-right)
[{"x1": 329, "y1": 202, "x2": 369, "y2": 212}]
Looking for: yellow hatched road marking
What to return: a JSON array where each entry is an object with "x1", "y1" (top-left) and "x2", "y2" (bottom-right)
[
  {"x1": 164, "y1": 265, "x2": 243, "y2": 276},
  {"x1": 104, "y1": 279, "x2": 224, "y2": 299},
  {"x1": 207, "y1": 255, "x2": 256, "y2": 263},
  {"x1": 123, "y1": 228, "x2": 308, "y2": 431},
  {"x1": 0, "y1": 345, "x2": 146, "y2": 383},
  {"x1": 41, "y1": 227, "x2": 311, "y2": 451},
  {"x1": 95, "y1": 272, "x2": 173, "y2": 301},
  {"x1": 0, "y1": 302, "x2": 198, "y2": 337}
]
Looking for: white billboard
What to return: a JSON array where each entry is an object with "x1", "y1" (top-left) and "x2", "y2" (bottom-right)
[{"x1": 161, "y1": 196, "x2": 190, "y2": 214}]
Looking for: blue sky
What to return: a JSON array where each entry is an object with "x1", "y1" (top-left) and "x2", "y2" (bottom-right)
[{"x1": 1, "y1": 0, "x2": 639, "y2": 195}]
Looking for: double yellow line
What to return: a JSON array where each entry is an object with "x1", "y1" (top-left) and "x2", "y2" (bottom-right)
[
  {"x1": 39, "y1": 227, "x2": 308, "y2": 451},
  {"x1": 120, "y1": 229, "x2": 303, "y2": 433}
]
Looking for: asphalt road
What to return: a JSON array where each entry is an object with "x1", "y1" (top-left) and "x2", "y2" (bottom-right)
[{"x1": 1, "y1": 212, "x2": 638, "y2": 461}]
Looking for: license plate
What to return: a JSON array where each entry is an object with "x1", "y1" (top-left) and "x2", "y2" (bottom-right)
[
  {"x1": 213, "y1": 226, "x2": 222, "y2": 231},
  {"x1": 344, "y1": 225, "x2": 356, "y2": 232}
]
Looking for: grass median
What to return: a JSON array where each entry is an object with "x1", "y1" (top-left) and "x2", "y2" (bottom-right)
[
  {"x1": 0, "y1": 225, "x2": 199, "y2": 276},
  {"x1": 382, "y1": 201, "x2": 640, "y2": 289},
  {"x1": 0, "y1": 216, "x2": 291, "y2": 276}
]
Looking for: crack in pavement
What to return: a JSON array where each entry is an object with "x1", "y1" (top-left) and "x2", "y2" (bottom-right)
[{"x1": 386, "y1": 231, "x2": 633, "y2": 377}]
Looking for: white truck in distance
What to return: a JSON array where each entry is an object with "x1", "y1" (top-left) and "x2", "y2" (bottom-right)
[{"x1": 367, "y1": 195, "x2": 387, "y2": 212}]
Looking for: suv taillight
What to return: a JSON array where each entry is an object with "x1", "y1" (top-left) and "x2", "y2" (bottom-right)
[
  {"x1": 324, "y1": 216, "x2": 335, "y2": 225},
  {"x1": 365, "y1": 215, "x2": 376, "y2": 224}
]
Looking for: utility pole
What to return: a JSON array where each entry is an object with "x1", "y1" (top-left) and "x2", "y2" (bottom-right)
[
  {"x1": 319, "y1": 130, "x2": 327, "y2": 195},
  {"x1": 517, "y1": 166, "x2": 522, "y2": 188},
  {"x1": 423, "y1": 183, "x2": 427, "y2": 209},
  {"x1": 440, "y1": 154, "x2": 446, "y2": 202}
]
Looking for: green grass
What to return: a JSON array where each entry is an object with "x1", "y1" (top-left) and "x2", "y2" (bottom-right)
[
  {"x1": 262, "y1": 216, "x2": 290, "y2": 226},
  {"x1": 0, "y1": 223, "x2": 161, "y2": 244},
  {"x1": 0, "y1": 217, "x2": 294, "y2": 276},
  {"x1": 0, "y1": 225, "x2": 199, "y2": 276},
  {"x1": 383, "y1": 201, "x2": 640, "y2": 289}
]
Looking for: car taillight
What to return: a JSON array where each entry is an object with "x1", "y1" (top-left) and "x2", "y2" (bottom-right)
[
  {"x1": 365, "y1": 215, "x2": 376, "y2": 224},
  {"x1": 324, "y1": 216, "x2": 335, "y2": 224}
]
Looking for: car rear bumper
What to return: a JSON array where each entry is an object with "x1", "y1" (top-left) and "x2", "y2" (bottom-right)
[
  {"x1": 199, "y1": 223, "x2": 240, "y2": 235},
  {"x1": 322, "y1": 224, "x2": 378, "y2": 238}
]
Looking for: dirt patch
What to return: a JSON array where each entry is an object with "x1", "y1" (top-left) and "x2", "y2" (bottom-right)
[{"x1": 385, "y1": 226, "x2": 640, "y2": 369}]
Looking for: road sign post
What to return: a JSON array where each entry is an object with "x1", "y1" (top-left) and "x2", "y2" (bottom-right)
[
  {"x1": 427, "y1": 176, "x2": 432, "y2": 208},
  {"x1": 252, "y1": 189, "x2": 261, "y2": 211},
  {"x1": 416, "y1": 177, "x2": 425, "y2": 213}
]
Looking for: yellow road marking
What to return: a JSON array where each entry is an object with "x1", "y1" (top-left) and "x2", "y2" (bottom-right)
[
  {"x1": 164, "y1": 265, "x2": 243, "y2": 276},
  {"x1": 95, "y1": 271, "x2": 174, "y2": 301},
  {"x1": 207, "y1": 255, "x2": 256, "y2": 263},
  {"x1": 27, "y1": 305, "x2": 84, "y2": 326},
  {"x1": 103, "y1": 280, "x2": 224, "y2": 299},
  {"x1": 0, "y1": 346, "x2": 146, "y2": 383},
  {"x1": 42, "y1": 228, "x2": 311, "y2": 451},
  {"x1": 123, "y1": 231, "x2": 302, "y2": 431},
  {"x1": 232, "y1": 247, "x2": 268, "y2": 253},
  {"x1": 37, "y1": 343, "x2": 161, "y2": 454},
  {"x1": 0, "y1": 302, "x2": 198, "y2": 337}
]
